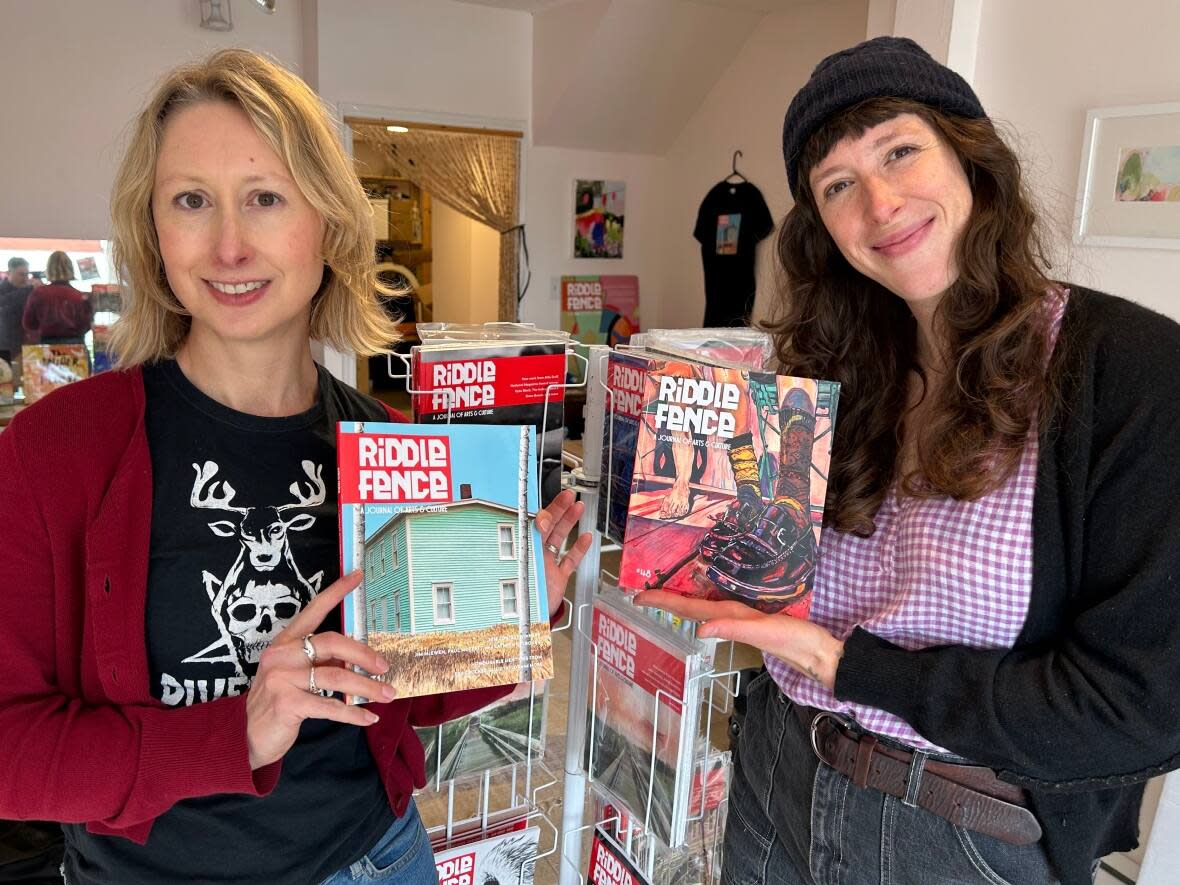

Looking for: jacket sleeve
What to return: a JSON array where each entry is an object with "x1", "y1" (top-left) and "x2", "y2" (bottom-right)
[
  {"x1": 834, "y1": 303, "x2": 1180, "y2": 788},
  {"x1": 0, "y1": 425, "x2": 280, "y2": 830}
]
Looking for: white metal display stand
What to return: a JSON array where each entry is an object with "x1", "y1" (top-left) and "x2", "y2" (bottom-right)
[
  {"x1": 557, "y1": 345, "x2": 737, "y2": 885},
  {"x1": 388, "y1": 342, "x2": 734, "y2": 884}
]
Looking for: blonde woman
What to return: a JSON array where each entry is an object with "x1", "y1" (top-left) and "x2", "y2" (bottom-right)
[
  {"x1": 21, "y1": 250, "x2": 92, "y2": 344},
  {"x1": 0, "y1": 50, "x2": 590, "y2": 884}
]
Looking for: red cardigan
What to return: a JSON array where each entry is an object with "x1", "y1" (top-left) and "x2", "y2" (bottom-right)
[{"x1": 0, "y1": 368, "x2": 516, "y2": 842}]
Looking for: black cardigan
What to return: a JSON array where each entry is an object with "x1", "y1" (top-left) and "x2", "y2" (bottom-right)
[{"x1": 834, "y1": 287, "x2": 1180, "y2": 884}]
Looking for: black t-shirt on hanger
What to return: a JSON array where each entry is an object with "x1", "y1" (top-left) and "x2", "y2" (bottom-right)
[{"x1": 693, "y1": 180, "x2": 774, "y2": 327}]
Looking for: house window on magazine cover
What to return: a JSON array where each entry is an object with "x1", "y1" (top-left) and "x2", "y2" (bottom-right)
[
  {"x1": 500, "y1": 580, "x2": 519, "y2": 619},
  {"x1": 368, "y1": 598, "x2": 384, "y2": 632},
  {"x1": 498, "y1": 523, "x2": 516, "y2": 560},
  {"x1": 433, "y1": 582, "x2": 456, "y2": 625}
]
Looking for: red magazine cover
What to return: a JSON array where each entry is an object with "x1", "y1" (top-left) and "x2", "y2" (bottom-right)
[
  {"x1": 617, "y1": 365, "x2": 839, "y2": 618},
  {"x1": 588, "y1": 826, "x2": 650, "y2": 885}
]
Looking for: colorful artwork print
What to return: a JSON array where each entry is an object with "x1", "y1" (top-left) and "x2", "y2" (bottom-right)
[
  {"x1": 617, "y1": 365, "x2": 839, "y2": 618},
  {"x1": 1116, "y1": 146, "x2": 1180, "y2": 202},
  {"x1": 575, "y1": 180, "x2": 626, "y2": 258},
  {"x1": 715, "y1": 214, "x2": 741, "y2": 255},
  {"x1": 559, "y1": 275, "x2": 640, "y2": 383}
]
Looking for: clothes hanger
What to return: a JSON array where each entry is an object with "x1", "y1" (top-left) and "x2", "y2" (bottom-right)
[{"x1": 724, "y1": 149, "x2": 746, "y2": 191}]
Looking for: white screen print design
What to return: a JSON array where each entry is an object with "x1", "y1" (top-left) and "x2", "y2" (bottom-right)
[{"x1": 178, "y1": 459, "x2": 327, "y2": 685}]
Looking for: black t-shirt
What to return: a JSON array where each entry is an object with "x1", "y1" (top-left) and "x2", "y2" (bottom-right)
[
  {"x1": 692, "y1": 180, "x2": 775, "y2": 327},
  {"x1": 63, "y1": 360, "x2": 393, "y2": 885}
]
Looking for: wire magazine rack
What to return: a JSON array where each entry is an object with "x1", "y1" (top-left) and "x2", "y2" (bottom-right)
[{"x1": 384, "y1": 342, "x2": 737, "y2": 884}]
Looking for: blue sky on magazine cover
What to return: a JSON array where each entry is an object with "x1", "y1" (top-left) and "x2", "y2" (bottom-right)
[{"x1": 337, "y1": 421, "x2": 539, "y2": 553}]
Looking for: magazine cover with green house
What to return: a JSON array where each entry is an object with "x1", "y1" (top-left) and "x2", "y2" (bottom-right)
[{"x1": 338, "y1": 421, "x2": 553, "y2": 702}]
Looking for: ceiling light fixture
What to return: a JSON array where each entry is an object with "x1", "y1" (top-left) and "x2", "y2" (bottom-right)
[
  {"x1": 255, "y1": 0, "x2": 276, "y2": 12},
  {"x1": 386, "y1": 125, "x2": 410, "y2": 133}
]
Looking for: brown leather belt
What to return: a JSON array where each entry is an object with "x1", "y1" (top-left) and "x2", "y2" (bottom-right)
[{"x1": 798, "y1": 705, "x2": 1042, "y2": 846}]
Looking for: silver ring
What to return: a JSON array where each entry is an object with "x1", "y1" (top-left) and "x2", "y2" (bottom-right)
[
  {"x1": 545, "y1": 543, "x2": 561, "y2": 556},
  {"x1": 302, "y1": 633, "x2": 317, "y2": 665},
  {"x1": 308, "y1": 666, "x2": 321, "y2": 695}
]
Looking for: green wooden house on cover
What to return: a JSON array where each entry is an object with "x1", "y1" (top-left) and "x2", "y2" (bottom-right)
[{"x1": 362, "y1": 496, "x2": 543, "y2": 634}]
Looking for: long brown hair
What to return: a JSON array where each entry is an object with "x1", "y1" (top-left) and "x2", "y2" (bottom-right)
[
  {"x1": 766, "y1": 98, "x2": 1059, "y2": 536},
  {"x1": 109, "y1": 49, "x2": 398, "y2": 367}
]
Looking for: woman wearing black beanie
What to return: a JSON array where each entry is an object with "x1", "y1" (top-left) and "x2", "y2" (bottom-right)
[{"x1": 639, "y1": 36, "x2": 1180, "y2": 885}]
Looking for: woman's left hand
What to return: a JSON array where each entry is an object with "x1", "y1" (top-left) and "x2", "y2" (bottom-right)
[
  {"x1": 633, "y1": 590, "x2": 846, "y2": 690},
  {"x1": 536, "y1": 489, "x2": 594, "y2": 619}
]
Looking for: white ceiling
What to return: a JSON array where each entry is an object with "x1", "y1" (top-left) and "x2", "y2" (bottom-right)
[{"x1": 456, "y1": 0, "x2": 818, "y2": 154}]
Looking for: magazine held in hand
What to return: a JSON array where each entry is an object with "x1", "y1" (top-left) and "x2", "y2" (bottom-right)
[
  {"x1": 611, "y1": 337, "x2": 839, "y2": 619},
  {"x1": 337, "y1": 421, "x2": 553, "y2": 702}
]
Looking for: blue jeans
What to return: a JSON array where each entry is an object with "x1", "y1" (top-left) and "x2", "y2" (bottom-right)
[
  {"x1": 320, "y1": 804, "x2": 437, "y2": 885},
  {"x1": 722, "y1": 671, "x2": 1063, "y2": 885}
]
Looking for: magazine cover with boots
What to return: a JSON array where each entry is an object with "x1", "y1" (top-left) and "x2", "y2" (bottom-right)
[{"x1": 616, "y1": 365, "x2": 839, "y2": 618}]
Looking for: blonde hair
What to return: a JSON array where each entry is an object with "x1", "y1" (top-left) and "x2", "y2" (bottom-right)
[
  {"x1": 46, "y1": 251, "x2": 75, "y2": 283},
  {"x1": 109, "y1": 49, "x2": 398, "y2": 366}
]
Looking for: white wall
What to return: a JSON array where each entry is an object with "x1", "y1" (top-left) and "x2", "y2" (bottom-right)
[
  {"x1": 314, "y1": 0, "x2": 531, "y2": 123},
  {"x1": 431, "y1": 200, "x2": 501, "y2": 325},
  {"x1": 432, "y1": 201, "x2": 473, "y2": 324},
  {"x1": 0, "y1": 1, "x2": 305, "y2": 240},
  {"x1": 468, "y1": 220, "x2": 501, "y2": 324},
  {"x1": 521, "y1": 147, "x2": 668, "y2": 330},
  {"x1": 661, "y1": 0, "x2": 870, "y2": 329},
  {"x1": 972, "y1": 0, "x2": 1180, "y2": 321}
]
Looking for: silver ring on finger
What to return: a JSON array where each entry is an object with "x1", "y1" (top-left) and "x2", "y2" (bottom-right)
[
  {"x1": 545, "y1": 542, "x2": 561, "y2": 556},
  {"x1": 307, "y1": 666, "x2": 328, "y2": 697},
  {"x1": 302, "y1": 633, "x2": 318, "y2": 665}
]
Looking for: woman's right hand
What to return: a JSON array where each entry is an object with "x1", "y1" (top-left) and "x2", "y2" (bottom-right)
[{"x1": 245, "y1": 570, "x2": 397, "y2": 770}]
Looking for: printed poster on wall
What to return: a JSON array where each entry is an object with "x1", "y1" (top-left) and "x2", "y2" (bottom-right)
[
  {"x1": 574, "y1": 179, "x2": 626, "y2": 258},
  {"x1": 559, "y1": 275, "x2": 640, "y2": 383}
]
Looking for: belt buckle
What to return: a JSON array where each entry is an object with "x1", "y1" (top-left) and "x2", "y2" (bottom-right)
[{"x1": 808, "y1": 709, "x2": 848, "y2": 761}]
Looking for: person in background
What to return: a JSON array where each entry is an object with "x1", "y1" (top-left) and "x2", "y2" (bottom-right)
[
  {"x1": 0, "y1": 49, "x2": 592, "y2": 884},
  {"x1": 21, "y1": 250, "x2": 93, "y2": 344},
  {"x1": 0, "y1": 257, "x2": 38, "y2": 384},
  {"x1": 639, "y1": 37, "x2": 1180, "y2": 885}
]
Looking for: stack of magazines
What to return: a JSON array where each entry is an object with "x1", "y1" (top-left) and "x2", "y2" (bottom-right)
[
  {"x1": 411, "y1": 323, "x2": 569, "y2": 504},
  {"x1": 433, "y1": 823, "x2": 540, "y2": 885},
  {"x1": 584, "y1": 588, "x2": 715, "y2": 849},
  {"x1": 590, "y1": 749, "x2": 729, "y2": 885}
]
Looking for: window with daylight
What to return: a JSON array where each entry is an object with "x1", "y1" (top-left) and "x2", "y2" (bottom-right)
[
  {"x1": 500, "y1": 580, "x2": 519, "y2": 619},
  {"x1": 433, "y1": 583, "x2": 455, "y2": 624},
  {"x1": 498, "y1": 524, "x2": 516, "y2": 560}
]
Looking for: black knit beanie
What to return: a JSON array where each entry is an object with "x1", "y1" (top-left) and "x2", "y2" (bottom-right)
[{"x1": 781, "y1": 36, "x2": 986, "y2": 197}]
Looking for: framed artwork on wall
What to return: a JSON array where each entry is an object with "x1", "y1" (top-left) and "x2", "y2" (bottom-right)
[
  {"x1": 1074, "y1": 102, "x2": 1180, "y2": 250},
  {"x1": 573, "y1": 179, "x2": 626, "y2": 258}
]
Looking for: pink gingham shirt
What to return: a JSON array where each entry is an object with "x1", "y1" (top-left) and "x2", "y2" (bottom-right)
[{"x1": 768, "y1": 293, "x2": 1068, "y2": 753}]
